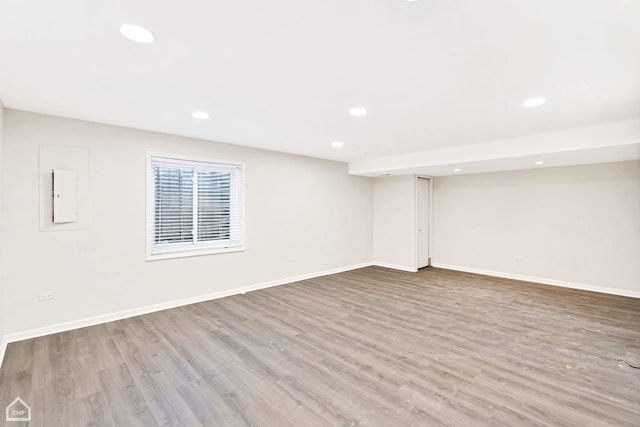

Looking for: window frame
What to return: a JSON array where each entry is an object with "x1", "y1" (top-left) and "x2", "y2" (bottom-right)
[{"x1": 146, "y1": 152, "x2": 246, "y2": 261}]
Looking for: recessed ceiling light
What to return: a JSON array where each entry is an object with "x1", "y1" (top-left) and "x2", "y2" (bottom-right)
[
  {"x1": 535, "y1": 161, "x2": 544, "y2": 165},
  {"x1": 192, "y1": 111, "x2": 210, "y2": 120},
  {"x1": 119, "y1": 24, "x2": 154, "y2": 44},
  {"x1": 331, "y1": 141, "x2": 344, "y2": 148},
  {"x1": 349, "y1": 107, "x2": 367, "y2": 116},
  {"x1": 523, "y1": 97, "x2": 546, "y2": 108},
  {"x1": 453, "y1": 168, "x2": 461, "y2": 172}
]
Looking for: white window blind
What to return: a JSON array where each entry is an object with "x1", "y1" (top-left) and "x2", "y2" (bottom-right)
[{"x1": 147, "y1": 154, "x2": 244, "y2": 259}]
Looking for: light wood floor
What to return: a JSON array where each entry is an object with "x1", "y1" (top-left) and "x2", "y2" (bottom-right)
[{"x1": 1, "y1": 267, "x2": 639, "y2": 426}]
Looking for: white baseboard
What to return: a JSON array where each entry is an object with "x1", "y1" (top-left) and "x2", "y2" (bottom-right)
[
  {"x1": 373, "y1": 262, "x2": 418, "y2": 273},
  {"x1": 432, "y1": 263, "x2": 640, "y2": 298},
  {"x1": 0, "y1": 262, "x2": 374, "y2": 367}
]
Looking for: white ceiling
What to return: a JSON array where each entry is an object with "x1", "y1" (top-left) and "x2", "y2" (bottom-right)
[{"x1": 1, "y1": 0, "x2": 639, "y2": 176}]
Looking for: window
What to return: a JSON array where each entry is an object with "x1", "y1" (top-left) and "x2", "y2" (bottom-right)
[{"x1": 146, "y1": 153, "x2": 244, "y2": 260}]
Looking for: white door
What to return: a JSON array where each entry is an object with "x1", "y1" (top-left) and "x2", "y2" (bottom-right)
[{"x1": 417, "y1": 177, "x2": 430, "y2": 268}]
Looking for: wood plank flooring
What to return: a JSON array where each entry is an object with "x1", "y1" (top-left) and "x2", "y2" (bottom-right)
[{"x1": 1, "y1": 266, "x2": 639, "y2": 426}]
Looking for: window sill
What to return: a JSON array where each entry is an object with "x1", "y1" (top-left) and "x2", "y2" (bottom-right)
[{"x1": 146, "y1": 245, "x2": 245, "y2": 261}]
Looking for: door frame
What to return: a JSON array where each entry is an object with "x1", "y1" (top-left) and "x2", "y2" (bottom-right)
[{"x1": 414, "y1": 175, "x2": 434, "y2": 269}]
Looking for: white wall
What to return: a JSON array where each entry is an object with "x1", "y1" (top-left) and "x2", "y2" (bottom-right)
[
  {"x1": 0, "y1": 103, "x2": 6, "y2": 360},
  {"x1": 2, "y1": 108, "x2": 637, "y2": 356},
  {"x1": 1, "y1": 110, "x2": 373, "y2": 335},
  {"x1": 433, "y1": 161, "x2": 640, "y2": 295},
  {"x1": 373, "y1": 175, "x2": 417, "y2": 272}
]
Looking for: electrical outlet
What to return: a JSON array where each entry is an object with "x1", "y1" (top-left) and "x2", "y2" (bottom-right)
[
  {"x1": 38, "y1": 291, "x2": 55, "y2": 301},
  {"x1": 515, "y1": 256, "x2": 524, "y2": 262}
]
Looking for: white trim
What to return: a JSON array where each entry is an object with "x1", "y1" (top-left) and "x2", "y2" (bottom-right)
[
  {"x1": 1, "y1": 262, "x2": 374, "y2": 347},
  {"x1": 428, "y1": 176, "x2": 434, "y2": 266},
  {"x1": 412, "y1": 175, "x2": 418, "y2": 271},
  {"x1": 415, "y1": 175, "x2": 432, "y2": 269},
  {"x1": 432, "y1": 263, "x2": 640, "y2": 298},
  {"x1": 0, "y1": 335, "x2": 8, "y2": 370},
  {"x1": 148, "y1": 245, "x2": 245, "y2": 261},
  {"x1": 146, "y1": 151, "x2": 245, "y2": 169},
  {"x1": 373, "y1": 262, "x2": 418, "y2": 273}
]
